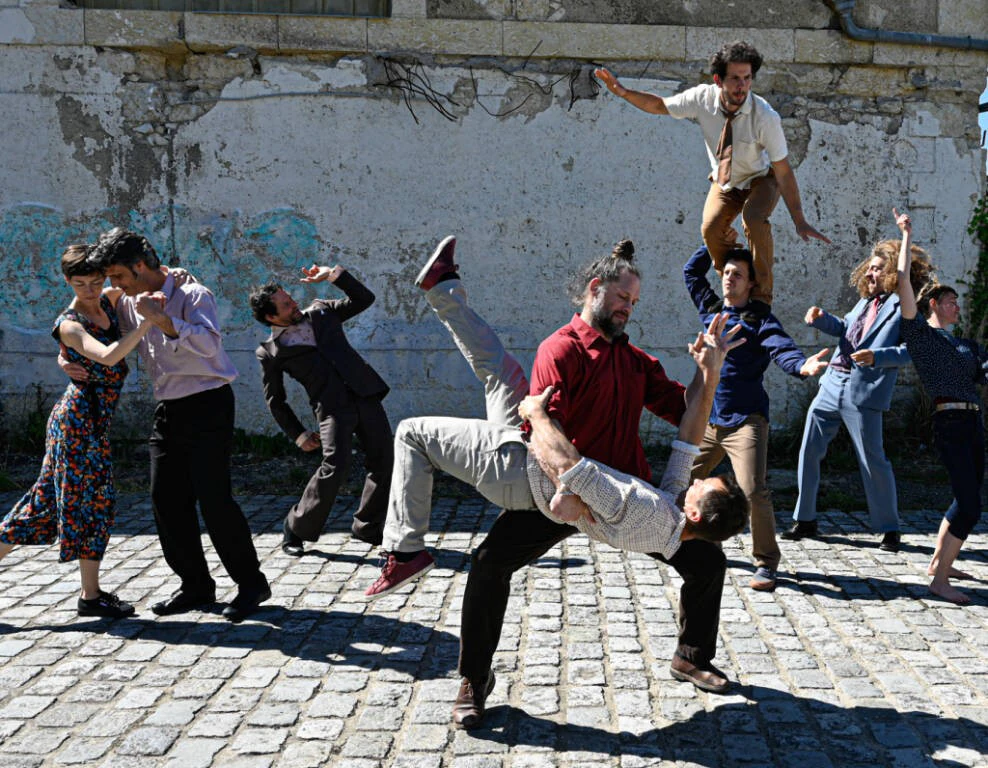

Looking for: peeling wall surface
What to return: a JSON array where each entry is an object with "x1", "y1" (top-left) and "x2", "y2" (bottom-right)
[{"x1": 0, "y1": 0, "x2": 986, "y2": 441}]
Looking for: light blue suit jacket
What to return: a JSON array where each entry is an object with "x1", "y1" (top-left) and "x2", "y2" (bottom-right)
[{"x1": 811, "y1": 294, "x2": 911, "y2": 411}]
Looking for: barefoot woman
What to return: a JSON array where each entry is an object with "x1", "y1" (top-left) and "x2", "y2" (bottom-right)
[{"x1": 894, "y1": 209, "x2": 986, "y2": 604}]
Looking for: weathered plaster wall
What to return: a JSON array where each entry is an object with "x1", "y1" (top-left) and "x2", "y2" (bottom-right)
[{"x1": 0, "y1": 0, "x2": 985, "y2": 442}]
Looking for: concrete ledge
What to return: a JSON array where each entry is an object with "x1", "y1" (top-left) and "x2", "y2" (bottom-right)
[
  {"x1": 0, "y1": 6, "x2": 83, "y2": 45},
  {"x1": 872, "y1": 43, "x2": 988, "y2": 69},
  {"x1": 367, "y1": 18, "x2": 501, "y2": 56},
  {"x1": 795, "y1": 29, "x2": 872, "y2": 64},
  {"x1": 84, "y1": 9, "x2": 183, "y2": 51},
  {"x1": 185, "y1": 12, "x2": 279, "y2": 54},
  {"x1": 686, "y1": 27, "x2": 795, "y2": 63},
  {"x1": 278, "y1": 16, "x2": 367, "y2": 54},
  {"x1": 503, "y1": 21, "x2": 685, "y2": 60},
  {"x1": 4, "y1": 11, "x2": 984, "y2": 73}
]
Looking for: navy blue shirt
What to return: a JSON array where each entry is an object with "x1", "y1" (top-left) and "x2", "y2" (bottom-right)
[
  {"x1": 900, "y1": 315, "x2": 988, "y2": 405},
  {"x1": 684, "y1": 246, "x2": 808, "y2": 427}
]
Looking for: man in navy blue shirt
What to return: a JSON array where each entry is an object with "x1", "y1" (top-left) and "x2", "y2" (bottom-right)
[{"x1": 684, "y1": 246, "x2": 829, "y2": 590}]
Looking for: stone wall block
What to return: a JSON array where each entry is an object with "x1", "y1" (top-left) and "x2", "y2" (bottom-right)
[
  {"x1": 872, "y1": 43, "x2": 988, "y2": 69},
  {"x1": 853, "y1": 0, "x2": 937, "y2": 35},
  {"x1": 0, "y1": 6, "x2": 82, "y2": 45},
  {"x1": 427, "y1": 0, "x2": 510, "y2": 21},
  {"x1": 185, "y1": 12, "x2": 278, "y2": 54},
  {"x1": 686, "y1": 27, "x2": 794, "y2": 64},
  {"x1": 84, "y1": 10, "x2": 184, "y2": 52},
  {"x1": 938, "y1": 0, "x2": 988, "y2": 39},
  {"x1": 503, "y1": 21, "x2": 685, "y2": 60},
  {"x1": 794, "y1": 30, "x2": 872, "y2": 65},
  {"x1": 367, "y1": 19, "x2": 501, "y2": 56},
  {"x1": 831, "y1": 66, "x2": 907, "y2": 97},
  {"x1": 904, "y1": 107, "x2": 941, "y2": 138},
  {"x1": 903, "y1": 137, "x2": 936, "y2": 173},
  {"x1": 392, "y1": 0, "x2": 428, "y2": 19},
  {"x1": 278, "y1": 16, "x2": 367, "y2": 54}
]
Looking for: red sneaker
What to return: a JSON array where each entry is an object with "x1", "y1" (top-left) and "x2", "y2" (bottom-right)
[
  {"x1": 415, "y1": 236, "x2": 458, "y2": 291},
  {"x1": 364, "y1": 551, "x2": 435, "y2": 599}
]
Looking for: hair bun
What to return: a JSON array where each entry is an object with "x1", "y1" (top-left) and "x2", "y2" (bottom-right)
[{"x1": 612, "y1": 239, "x2": 635, "y2": 260}]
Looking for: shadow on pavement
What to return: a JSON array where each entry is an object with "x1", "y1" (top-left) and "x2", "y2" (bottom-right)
[
  {"x1": 470, "y1": 690, "x2": 986, "y2": 766},
  {"x1": 0, "y1": 608, "x2": 461, "y2": 680}
]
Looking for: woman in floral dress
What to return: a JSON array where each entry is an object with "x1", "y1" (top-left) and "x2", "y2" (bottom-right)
[{"x1": 0, "y1": 244, "x2": 153, "y2": 618}]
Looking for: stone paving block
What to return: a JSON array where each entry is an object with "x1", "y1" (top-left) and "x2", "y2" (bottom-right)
[{"x1": 116, "y1": 726, "x2": 181, "y2": 756}]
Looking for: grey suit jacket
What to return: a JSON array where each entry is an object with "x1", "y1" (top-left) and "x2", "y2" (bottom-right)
[{"x1": 255, "y1": 271, "x2": 389, "y2": 442}]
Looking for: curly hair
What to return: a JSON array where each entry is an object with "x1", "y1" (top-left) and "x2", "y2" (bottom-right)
[
  {"x1": 848, "y1": 239, "x2": 934, "y2": 298},
  {"x1": 710, "y1": 40, "x2": 763, "y2": 79},
  {"x1": 60, "y1": 244, "x2": 99, "y2": 278},
  {"x1": 566, "y1": 239, "x2": 641, "y2": 307},
  {"x1": 248, "y1": 283, "x2": 282, "y2": 325},
  {"x1": 88, "y1": 227, "x2": 161, "y2": 271},
  {"x1": 686, "y1": 473, "x2": 750, "y2": 543}
]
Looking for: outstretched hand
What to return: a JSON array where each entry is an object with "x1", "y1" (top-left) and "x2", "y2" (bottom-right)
[
  {"x1": 893, "y1": 207, "x2": 911, "y2": 234},
  {"x1": 688, "y1": 312, "x2": 745, "y2": 373},
  {"x1": 594, "y1": 67, "x2": 625, "y2": 96},
  {"x1": 300, "y1": 264, "x2": 343, "y2": 284},
  {"x1": 796, "y1": 221, "x2": 831, "y2": 245},
  {"x1": 805, "y1": 306, "x2": 824, "y2": 325},
  {"x1": 518, "y1": 385, "x2": 554, "y2": 423},
  {"x1": 800, "y1": 347, "x2": 830, "y2": 377}
]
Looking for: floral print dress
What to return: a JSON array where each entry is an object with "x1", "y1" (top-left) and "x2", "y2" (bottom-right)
[{"x1": 0, "y1": 296, "x2": 128, "y2": 561}]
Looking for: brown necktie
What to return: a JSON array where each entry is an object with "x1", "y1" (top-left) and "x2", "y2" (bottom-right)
[{"x1": 716, "y1": 111, "x2": 735, "y2": 185}]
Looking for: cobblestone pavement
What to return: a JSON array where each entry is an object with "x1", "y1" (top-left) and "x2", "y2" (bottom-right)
[{"x1": 0, "y1": 490, "x2": 986, "y2": 767}]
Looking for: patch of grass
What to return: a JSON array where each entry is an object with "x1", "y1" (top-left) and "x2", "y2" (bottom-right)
[{"x1": 231, "y1": 429, "x2": 296, "y2": 460}]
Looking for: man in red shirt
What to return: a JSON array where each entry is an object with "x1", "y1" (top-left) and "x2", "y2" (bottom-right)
[{"x1": 454, "y1": 239, "x2": 733, "y2": 728}]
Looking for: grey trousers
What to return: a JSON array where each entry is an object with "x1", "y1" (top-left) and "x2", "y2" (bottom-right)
[{"x1": 382, "y1": 280, "x2": 535, "y2": 553}]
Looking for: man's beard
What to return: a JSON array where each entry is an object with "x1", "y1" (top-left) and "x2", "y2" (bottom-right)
[{"x1": 591, "y1": 293, "x2": 627, "y2": 338}]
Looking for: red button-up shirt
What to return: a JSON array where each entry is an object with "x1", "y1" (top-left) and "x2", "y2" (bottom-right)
[{"x1": 530, "y1": 314, "x2": 687, "y2": 482}]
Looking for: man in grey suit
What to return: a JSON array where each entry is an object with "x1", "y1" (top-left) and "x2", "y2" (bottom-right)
[
  {"x1": 784, "y1": 238, "x2": 929, "y2": 551},
  {"x1": 250, "y1": 264, "x2": 392, "y2": 556}
]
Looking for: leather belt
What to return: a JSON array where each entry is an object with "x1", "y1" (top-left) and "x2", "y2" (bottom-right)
[{"x1": 934, "y1": 401, "x2": 980, "y2": 413}]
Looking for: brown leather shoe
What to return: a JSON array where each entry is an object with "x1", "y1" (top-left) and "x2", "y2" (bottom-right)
[
  {"x1": 670, "y1": 655, "x2": 731, "y2": 694},
  {"x1": 451, "y1": 671, "x2": 496, "y2": 729}
]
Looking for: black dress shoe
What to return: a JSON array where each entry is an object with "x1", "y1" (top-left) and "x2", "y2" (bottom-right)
[
  {"x1": 151, "y1": 588, "x2": 216, "y2": 616},
  {"x1": 282, "y1": 519, "x2": 304, "y2": 557},
  {"x1": 879, "y1": 531, "x2": 901, "y2": 553},
  {"x1": 781, "y1": 520, "x2": 818, "y2": 541},
  {"x1": 452, "y1": 671, "x2": 496, "y2": 729},
  {"x1": 222, "y1": 580, "x2": 271, "y2": 623}
]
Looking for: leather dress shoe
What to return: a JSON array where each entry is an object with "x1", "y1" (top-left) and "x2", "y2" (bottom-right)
[
  {"x1": 222, "y1": 580, "x2": 271, "y2": 623},
  {"x1": 282, "y1": 518, "x2": 304, "y2": 557},
  {"x1": 151, "y1": 588, "x2": 216, "y2": 616},
  {"x1": 452, "y1": 671, "x2": 496, "y2": 729},
  {"x1": 670, "y1": 655, "x2": 731, "y2": 694},
  {"x1": 879, "y1": 530, "x2": 901, "y2": 553},
  {"x1": 781, "y1": 520, "x2": 818, "y2": 541}
]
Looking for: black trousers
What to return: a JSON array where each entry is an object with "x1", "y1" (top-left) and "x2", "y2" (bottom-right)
[
  {"x1": 457, "y1": 509, "x2": 726, "y2": 680},
  {"x1": 286, "y1": 394, "x2": 393, "y2": 542},
  {"x1": 149, "y1": 384, "x2": 264, "y2": 593}
]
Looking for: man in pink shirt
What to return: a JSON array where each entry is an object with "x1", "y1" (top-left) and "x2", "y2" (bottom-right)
[{"x1": 86, "y1": 228, "x2": 269, "y2": 623}]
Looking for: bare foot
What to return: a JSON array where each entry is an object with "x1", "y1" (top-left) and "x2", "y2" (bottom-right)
[
  {"x1": 927, "y1": 563, "x2": 974, "y2": 580},
  {"x1": 928, "y1": 581, "x2": 971, "y2": 605}
]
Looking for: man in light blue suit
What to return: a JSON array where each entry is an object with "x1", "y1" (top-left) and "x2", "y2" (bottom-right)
[{"x1": 784, "y1": 238, "x2": 929, "y2": 551}]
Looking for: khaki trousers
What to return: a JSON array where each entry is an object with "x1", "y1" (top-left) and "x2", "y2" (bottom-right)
[
  {"x1": 691, "y1": 414, "x2": 780, "y2": 570},
  {"x1": 700, "y1": 170, "x2": 781, "y2": 305}
]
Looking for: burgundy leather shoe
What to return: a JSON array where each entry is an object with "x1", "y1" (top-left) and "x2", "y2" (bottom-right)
[
  {"x1": 670, "y1": 655, "x2": 731, "y2": 693},
  {"x1": 416, "y1": 236, "x2": 458, "y2": 291},
  {"x1": 451, "y1": 671, "x2": 495, "y2": 729}
]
